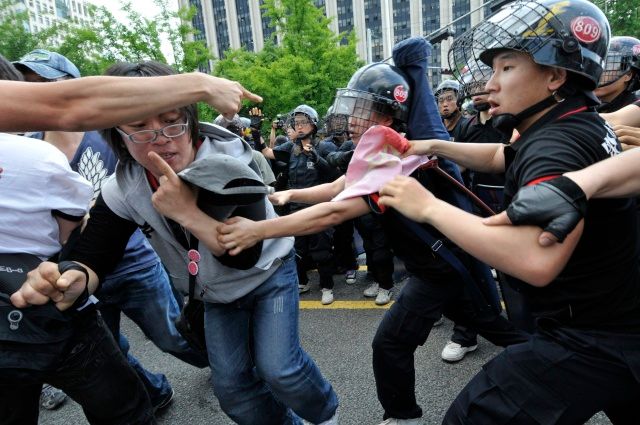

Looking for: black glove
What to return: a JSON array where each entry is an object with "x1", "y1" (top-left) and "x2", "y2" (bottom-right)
[
  {"x1": 506, "y1": 176, "x2": 587, "y2": 242},
  {"x1": 250, "y1": 115, "x2": 263, "y2": 130},
  {"x1": 326, "y1": 150, "x2": 354, "y2": 171}
]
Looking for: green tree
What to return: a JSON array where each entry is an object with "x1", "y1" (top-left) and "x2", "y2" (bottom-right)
[
  {"x1": 594, "y1": 0, "x2": 640, "y2": 37},
  {"x1": 0, "y1": 0, "x2": 62, "y2": 60},
  {"x1": 1, "y1": 0, "x2": 212, "y2": 77},
  {"x1": 213, "y1": 0, "x2": 362, "y2": 129}
]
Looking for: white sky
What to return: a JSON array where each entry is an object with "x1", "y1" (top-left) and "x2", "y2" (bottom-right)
[{"x1": 88, "y1": 0, "x2": 179, "y2": 59}]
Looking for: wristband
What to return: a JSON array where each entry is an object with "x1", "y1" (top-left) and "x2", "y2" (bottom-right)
[
  {"x1": 58, "y1": 261, "x2": 90, "y2": 310},
  {"x1": 543, "y1": 176, "x2": 588, "y2": 216}
]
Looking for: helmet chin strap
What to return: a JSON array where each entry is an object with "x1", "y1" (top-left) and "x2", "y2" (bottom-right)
[
  {"x1": 492, "y1": 92, "x2": 561, "y2": 137},
  {"x1": 475, "y1": 102, "x2": 490, "y2": 112},
  {"x1": 442, "y1": 109, "x2": 460, "y2": 121}
]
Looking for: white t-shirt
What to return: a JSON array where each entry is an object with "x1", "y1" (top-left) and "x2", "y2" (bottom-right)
[{"x1": 0, "y1": 133, "x2": 92, "y2": 259}]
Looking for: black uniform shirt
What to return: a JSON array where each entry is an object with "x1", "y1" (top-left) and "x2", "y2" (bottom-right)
[
  {"x1": 458, "y1": 115, "x2": 506, "y2": 188},
  {"x1": 364, "y1": 167, "x2": 470, "y2": 284},
  {"x1": 596, "y1": 90, "x2": 640, "y2": 113},
  {"x1": 503, "y1": 96, "x2": 640, "y2": 331}
]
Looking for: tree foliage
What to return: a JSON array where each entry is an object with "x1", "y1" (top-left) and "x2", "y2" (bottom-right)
[
  {"x1": 213, "y1": 0, "x2": 363, "y2": 128},
  {"x1": 594, "y1": 0, "x2": 640, "y2": 37},
  {"x1": 0, "y1": 0, "x2": 211, "y2": 76}
]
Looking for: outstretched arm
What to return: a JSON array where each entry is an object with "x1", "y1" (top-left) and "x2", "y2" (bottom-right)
[
  {"x1": 378, "y1": 176, "x2": 582, "y2": 286},
  {"x1": 0, "y1": 73, "x2": 262, "y2": 132},
  {"x1": 405, "y1": 139, "x2": 506, "y2": 173},
  {"x1": 218, "y1": 197, "x2": 369, "y2": 255},
  {"x1": 269, "y1": 176, "x2": 346, "y2": 206}
]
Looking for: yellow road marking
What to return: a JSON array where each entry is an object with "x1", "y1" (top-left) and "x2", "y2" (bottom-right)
[{"x1": 300, "y1": 300, "x2": 392, "y2": 309}]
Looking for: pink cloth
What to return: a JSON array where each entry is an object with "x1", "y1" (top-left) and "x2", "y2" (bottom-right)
[{"x1": 333, "y1": 125, "x2": 434, "y2": 201}]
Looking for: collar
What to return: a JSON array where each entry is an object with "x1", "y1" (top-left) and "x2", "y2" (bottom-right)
[{"x1": 509, "y1": 96, "x2": 591, "y2": 153}]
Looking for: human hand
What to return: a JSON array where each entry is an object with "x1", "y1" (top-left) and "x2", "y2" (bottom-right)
[
  {"x1": 482, "y1": 176, "x2": 587, "y2": 246},
  {"x1": 268, "y1": 190, "x2": 292, "y2": 206},
  {"x1": 10, "y1": 261, "x2": 88, "y2": 311},
  {"x1": 207, "y1": 76, "x2": 262, "y2": 119},
  {"x1": 217, "y1": 216, "x2": 263, "y2": 256},
  {"x1": 249, "y1": 107, "x2": 264, "y2": 130},
  {"x1": 613, "y1": 124, "x2": 640, "y2": 150},
  {"x1": 402, "y1": 139, "x2": 437, "y2": 158},
  {"x1": 148, "y1": 152, "x2": 198, "y2": 224},
  {"x1": 378, "y1": 175, "x2": 438, "y2": 222}
]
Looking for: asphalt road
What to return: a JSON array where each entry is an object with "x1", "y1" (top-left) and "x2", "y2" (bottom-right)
[{"x1": 39, "y1": 269, "x2": 612, "y2": 425}]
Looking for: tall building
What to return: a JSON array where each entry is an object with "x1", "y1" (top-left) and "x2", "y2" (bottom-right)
[
  {"x1": 6, "y1": 0, "x2": 93, "y2": 34},
  {"x1": 178, "y1": 0, "x2": 498, "y2": 82}
]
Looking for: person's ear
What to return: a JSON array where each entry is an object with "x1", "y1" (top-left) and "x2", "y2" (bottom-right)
[{"x1": 548, "y1": 67, "x2": 567, "y2": 92}]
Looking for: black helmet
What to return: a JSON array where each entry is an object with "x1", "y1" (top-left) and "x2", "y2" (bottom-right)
[
  {"x1": 324, "y1": 105, "x2": 349, "y2": 137},
  {"x1": 599, "y1": 36, "x2": 640, "y2": 90},
  {"x1": 449, "y1": 0, "x2": 611, "y2": 91},
  {"x1": 459, "y1": 62, "x2": 493, "y2": 99},
  {"x1": 292, "y1": 104, "x2": 319, "y2": 126},
  {"x1": 332, "y1": 62, "x2": 411, "y2": 136}
]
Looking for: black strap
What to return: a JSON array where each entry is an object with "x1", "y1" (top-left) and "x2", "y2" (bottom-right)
[{"x1": 392, "y1": 212, "x2": 498, "y2": 314}]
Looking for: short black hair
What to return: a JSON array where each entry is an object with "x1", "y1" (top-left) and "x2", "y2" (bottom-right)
[
  {"x1": 0, "y1": 54, "x2": 24, "y2": 81},
  {"x1": 99, "y1": 61, "x2": 199, "y2": 163}
]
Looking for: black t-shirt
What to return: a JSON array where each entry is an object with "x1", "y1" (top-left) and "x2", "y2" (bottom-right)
[
  {"x1": 364, "y1": 167, "x2": 469, "y2": 283},
  {"x1": 596, "y1": 90, "x2": 640, "y2": 113},
  {"x1": 503, "y1": 96, "x2": 640, "y2": 331},
  {"x1": 458, "y1": 115, "x2": 506, "y2": 188}
]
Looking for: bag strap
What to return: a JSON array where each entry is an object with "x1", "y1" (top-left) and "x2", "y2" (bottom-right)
[{"x1": 391, "y1": 211, "x2": 499, "y2": 314}]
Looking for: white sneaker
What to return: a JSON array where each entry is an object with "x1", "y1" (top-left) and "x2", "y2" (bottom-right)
[
  {"x1": 363, "y1": 282, "x2": 379, "y2": 297},
  {"x1": 375, "y1": 288, "x2": 392, "y2": 305},
  {"x1": 377, "y1": 417, "x2": 423, "y2": 425},
  {"x1": 345, "y1": 269, "x2": 357, "y2": 284},
  {"x1": 303, "y1": 410, "x2": 339, "y2": 425},
  {"x1": 441, "y1": 341, "x2": 477, "y2": 362},
  {"x1": 321, "y1": 288, "x2": 334, "y2": 305},
  {"x1": 299, "y1": 283, "x2": 311, "y2": 294}
]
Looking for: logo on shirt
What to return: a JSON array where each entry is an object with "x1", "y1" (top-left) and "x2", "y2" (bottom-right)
[
  {"x1": 601, "y1": 123, "x2": 621, "y2": 157},
  {"x1": 77, "y1": 147, "x2": 108, "y2": 198}
]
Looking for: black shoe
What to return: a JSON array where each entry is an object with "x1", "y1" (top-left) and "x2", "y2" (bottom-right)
[{"x1": 152, "y1": 389, "x2": 174, "y2": 413}]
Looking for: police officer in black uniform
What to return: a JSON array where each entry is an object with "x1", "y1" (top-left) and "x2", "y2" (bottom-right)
[
  {"x1": 324, "y1": 109, "x2": 397, "y2": 305},
  {"x1": 380, "y1": 1, "x2": 640, "y2": 422},
  {"x1": 256, "y1": 105, "x2": 339, "y2": 304},
  {"x1": 218, "y1": 59, "x2": 530, "y2": 425},
  {"x1": 595, "y1": 35, "x2": 640, "y2": 113}
]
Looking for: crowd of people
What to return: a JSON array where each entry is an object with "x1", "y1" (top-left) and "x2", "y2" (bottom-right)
[{"x1": 2, "y1": 0, "x2": 640, "y2": 424}]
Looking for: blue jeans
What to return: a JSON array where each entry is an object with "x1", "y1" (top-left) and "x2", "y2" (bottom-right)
[
  {"x1": 204, "y1": 254, "x2": 338, "y2": 425},
  {"x1": 0, "y1": 311, "x2": 154, "y2": 425},
  {"x1": 98, "y1": 262, "x2": 209, "y2": 405}
]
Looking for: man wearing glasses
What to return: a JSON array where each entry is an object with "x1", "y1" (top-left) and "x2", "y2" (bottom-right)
[{"x1": 435, "y1": 79, "x2": 469, "y2": 143}]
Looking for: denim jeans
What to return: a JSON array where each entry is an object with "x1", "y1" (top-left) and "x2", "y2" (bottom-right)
[
  {"x1": 0, "y1": 311, "x2": 154, "y2": 425},
  {"x1": 204, "y1": 253, "x2": 338, "y2": 425},
  {"x1": 98, "y1": 262, "x2": 209, "y2": 405}
]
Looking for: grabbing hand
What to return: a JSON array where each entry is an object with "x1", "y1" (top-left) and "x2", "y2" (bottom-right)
[
  {"x1": 148, "y1": 152, "x2": 198, "y2": 224},
  {"x1": 10, "y1": 261, "x2": 88, "y2": 311},
  {"x1": 269, "y1": 190, "x2": 292, "y2": 206},
  {"x1": 402, "y1": 139, "x2": 438, "y2": 158},
  {"x1": 217, "y1": 216, "x2": 263, "y2": 256},
  {"x1": 378, "y1": 175, "x2": 437, "y2": 222},
  {"x1": 483, "y1": 176, "x2": 587, "y2": 246},
  {"x1": 613, "y1": 124, "x2": 640, "y2": 151}
]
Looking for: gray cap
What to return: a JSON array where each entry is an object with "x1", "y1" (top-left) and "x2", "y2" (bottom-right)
[{"x1": 178, "y1": 154, "x2": 272, "y2": 219}]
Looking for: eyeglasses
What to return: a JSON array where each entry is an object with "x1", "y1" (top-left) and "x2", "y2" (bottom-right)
[
  {"x1": 437, "y1": 95, "x2": 456, "y2": 104},
  {"x1": 117, "y1": 123, "x2": 188, "y2": 144},
  {"x1": 293, "y1": 119, "x2": 312, "y2": 127}
]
